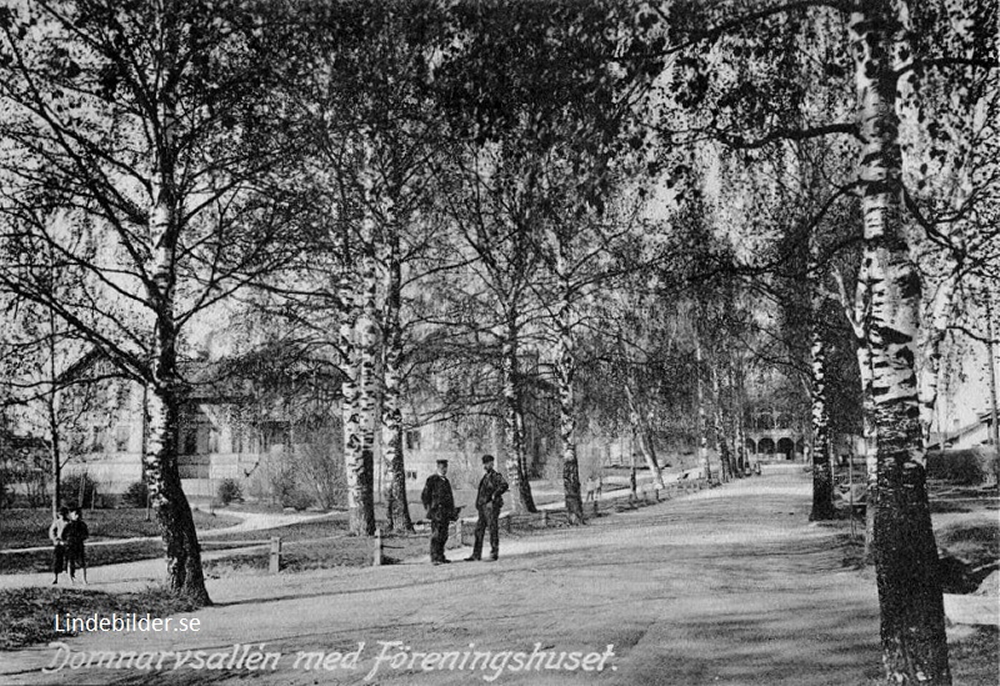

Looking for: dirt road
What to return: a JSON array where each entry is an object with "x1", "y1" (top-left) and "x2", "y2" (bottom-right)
[{"x1": 2, "y1": 466, "x2": 889, "y2": 685}]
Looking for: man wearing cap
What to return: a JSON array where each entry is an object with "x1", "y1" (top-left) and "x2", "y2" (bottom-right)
[
  {"x1": 422, "y1": 459, "x2": 456, "y2": 565},
  {"x1": 466, "y1": 454, "x2": 509, "y2": 562}
]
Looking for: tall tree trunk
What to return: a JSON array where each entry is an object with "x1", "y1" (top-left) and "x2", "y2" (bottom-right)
[
  {"x1": 623, "y1": 382, "x2": 665, "y2": 489},
  {"x1": 380, "y1": 227, "x2": 413, "y2": 533},
  {"x1": 731, "y1": 356, "x2": 747, "y2": 477},
  {"x1": 142, "y1": 47, "x2": 209, "y2": 604},
  {"x1": 502, "y1": 322, "x2": 536, "y2": 513},
  {"x1": 809, "y1": 229, "x2": 835, "y2": 520},
  {"x1": 835, "y1": 267, "x2": 879, "y2": 557},
  {"x1": 850, "y1": 4, "x2": 950, "y2": 682},
  {"x1": 918, "y1": 273, "x2": 959, "y2": 446},
  {"x1": 47, "y1": 304, "x2": 61, "y2": 518},
  {"x1": 340, "y1": 289, "x2": 367, "y2": 534},
  {"x1": 343, "y1": 150, "x2": 378, "y2": 537},
  {"x1": 695, "y1": 339, "x2": 712, "y2": 480},
  {"x1": 711, "y1": 365, "x2": 732, "y2": 483},
  {"x1": 355, "y1": 254, "x2": 378, "y2": 535},
  {"x1": 145, "y1": 381, "x2": 208, "y2": 604},
  {"x1": 557, "y1": 268, "x2": 584, "y2": 524},
  {"x1": 808, "y1": 324, "x2": 835, "y2": 520},
  {"x1": 860, "y1": 341, "x2": 879, "y2": 561}
]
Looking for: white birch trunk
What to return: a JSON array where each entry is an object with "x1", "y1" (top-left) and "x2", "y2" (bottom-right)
[
  {"x1": 140, "y1": 15, "x2": 208, "y2": 603},
  {"x1": 695, "y1": 339, "x2": 711, "y2": 480},
  {"x1": 344, "y1": 146, "x2": 378, "y2": 536},
  {"x1": 555, "y1": 249, "x2": 584, "y2": 523},
  {"x1": 918, "y1": 273, "x2": 958, "y2": 446},
  {"x1": 809, "y1": 229, "x2": 835, "y2": 520},
  {"x1": 850, "y1": 3, "x2": 950, "y2": 681},
  {"x1": 380, "y1": 223, "x2": 413, "y2": 532},
  {"x1": 339, "y1": 270, "x2": 366, "y2": 533},
  {"x1": 710, "y1": 365, "x2": 732, "y2": 483},
  {"x1": 502, "y1": 323, "x2": 536, "y2": 513},
  {"x1": 623, "y1": 382, "x2": 665, "y2": 489}
]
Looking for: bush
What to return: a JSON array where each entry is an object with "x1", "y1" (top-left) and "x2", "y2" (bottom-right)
[
  {"x1": 62, "y1": 473, "x2": 98, "y2": 509},
  {"x1": 121, "y1": 481, "x2": 149, "y2": 508},
  {"x1": 282, "y1": 489, "x2": 314, "y2": 511},
  {"x1": 927, "y1": 449, "x2": 993, "y2": 485},
  {"x1": 217, "y1": 478, "x2": 243, "y2": 506}
]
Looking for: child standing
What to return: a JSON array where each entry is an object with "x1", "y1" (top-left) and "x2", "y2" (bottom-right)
[
  {"x1": 48, "y1": 508, "x2": 69, "y2": 585},
  {"x1": 65, "y1": 508, "x2": 89, "y2": 584}
]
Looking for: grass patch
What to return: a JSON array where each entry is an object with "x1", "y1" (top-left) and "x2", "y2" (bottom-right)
[
  {"x1": 202, "y1": 533, "x2": 430, "y2": 575},
  {"x1": 1, "y1": 540, "x2": 167, "y2": 575},
  {"x1": 0, "y1": 508, "x2": 241, "y2": 549},
  {"x1": 204, "y1": 534, "x2": 429, "y2": 577},
  {"x1": 0, "y1": 586, "x2": 199, "y2": 651},
  {"x1": 834, "y1": 532, "x2": 867, "y2": 570},
  {"x1": 936, "y1": 520, "x2": 1000, "y2": 568},
  {"x1": 205, "y1": 515, "x2": 349, "y2": 544},
  {"x1": 950, "y1": 627, "x2": 1000, "y2": 686}
]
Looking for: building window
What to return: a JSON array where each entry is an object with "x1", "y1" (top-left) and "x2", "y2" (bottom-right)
[
  {"x1": 114, "y1": 425, "x2": 130, "y2": 452},
  {"x1": 406, "y1": 470, "x2": 417, "y2": 480},
  {"x1": 90, "y1": 426, "x2": 107, "y2": 453},
  {"x1": 262, "y1": 421, "x2": 290, "y2": 451},
  {"x1": 182, "y1": 427, "x2": 198, "y2": 455},
  {"x1": 405, "y1": 429, "x2": 421, "y2": 451}
]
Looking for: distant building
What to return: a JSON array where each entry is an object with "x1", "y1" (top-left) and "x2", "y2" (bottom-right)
[
  {"x1": 51, "y1": 351, "x2": 555, "y2": 504},
  {"x1": 928, "y1": 412, "x2": 998, "y2": 452},
  {"x1": 744, "y1": 406, "x2": 806, "y2": 461}
]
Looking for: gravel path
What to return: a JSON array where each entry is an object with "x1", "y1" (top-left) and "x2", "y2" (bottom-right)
[{"x1": 0, "y1": 466, "x2": 901, "y2": 685}]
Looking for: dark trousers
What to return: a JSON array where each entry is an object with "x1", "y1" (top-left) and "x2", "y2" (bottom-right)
[
  {"x1": 472, "y1": 503, "x2": 500, "y2": 559},
  {"x1": 68, "y1": 546, "x2": 86, "y2": 577},
  {"x1": 429, "y1": 519, "x2": 450, "y2": 561},
  {"x1": 52, "y1": 544, "x2": 66, "y2": 575}
]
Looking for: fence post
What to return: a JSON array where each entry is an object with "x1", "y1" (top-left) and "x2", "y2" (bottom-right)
[
  {"x1": 541, "y1": 510, "x2": 549, "y2": 527},
  {"x1": 373, "y1": 527, "x2": 383, "y2": 566},
  {"x1": 269, "y1": 537, "x2": 282, "y2": 574}
]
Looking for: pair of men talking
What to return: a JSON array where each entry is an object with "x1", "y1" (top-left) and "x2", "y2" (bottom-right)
[{"x1": 421, "y1": 454, "x2": 509, "y2": 565}]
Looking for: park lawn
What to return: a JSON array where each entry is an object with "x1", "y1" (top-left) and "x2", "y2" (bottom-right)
[
  {"x1": 0, "y1": 507, "x2": 241, "y2": 550},
  {"x1": 1, "y1": 540, "x2": 166, "y2": 575},
  {"x1": 205, "y1": 515, "x2": 350, "y2": 544},
  {"x1": 202, "y1": 532, "x2": 432, "y2": 575},
  {"x1": 0, "y1": 586, "x2": 200, "y2": 651}
]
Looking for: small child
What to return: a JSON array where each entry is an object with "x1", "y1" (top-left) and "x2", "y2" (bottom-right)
[
  {"x1": 48, "y1": 508, "x2": 69, "y2": 585},
  {"x1": 65, "y1": 508, "x2": 89, "y2": 584}
]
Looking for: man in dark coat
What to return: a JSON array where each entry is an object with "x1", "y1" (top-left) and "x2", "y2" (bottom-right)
[
  {"x1": 422, "y1": 459, "x2": 456, "y2": 565},
  {"x1": 65, "y1": 508, "x2": 89, "y2": 584},
  {"x1": 465, "y1": 454, "x2": 509, "y2": 562}
]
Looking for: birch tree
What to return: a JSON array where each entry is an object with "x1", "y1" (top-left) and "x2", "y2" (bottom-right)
[
  {"x1": 660, "y1": 1, "x2": 996, "y2": 678},
  {"x1": 0, "y1": 0, "x2": 302, "y2": 603}
]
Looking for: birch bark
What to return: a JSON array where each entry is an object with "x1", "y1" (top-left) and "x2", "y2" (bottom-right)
[
  {"x1": 711, "y1": 365, "x2": 732, "y2": 483},
  {"x1": 380, "y1": 223, "x2": 413, "y2": 532},
  {"x1": 850, "y1": 2, "x2": 950, "y2": 680},
  {"x1": 695, "y1": 339, "x2": 712, "y2": 480},
  {"x1": 140, "y1": 9, "x2": 209, "y2": 603},
  {"x1": 501, "y1": 323, "x2": 537, "y2": 514},
  {"x1": 809, "y1": 229, "x2": 835, "y2": 520},
  {"x1": 555, "y1": 252, "x2": 584, "y2": 523}
]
